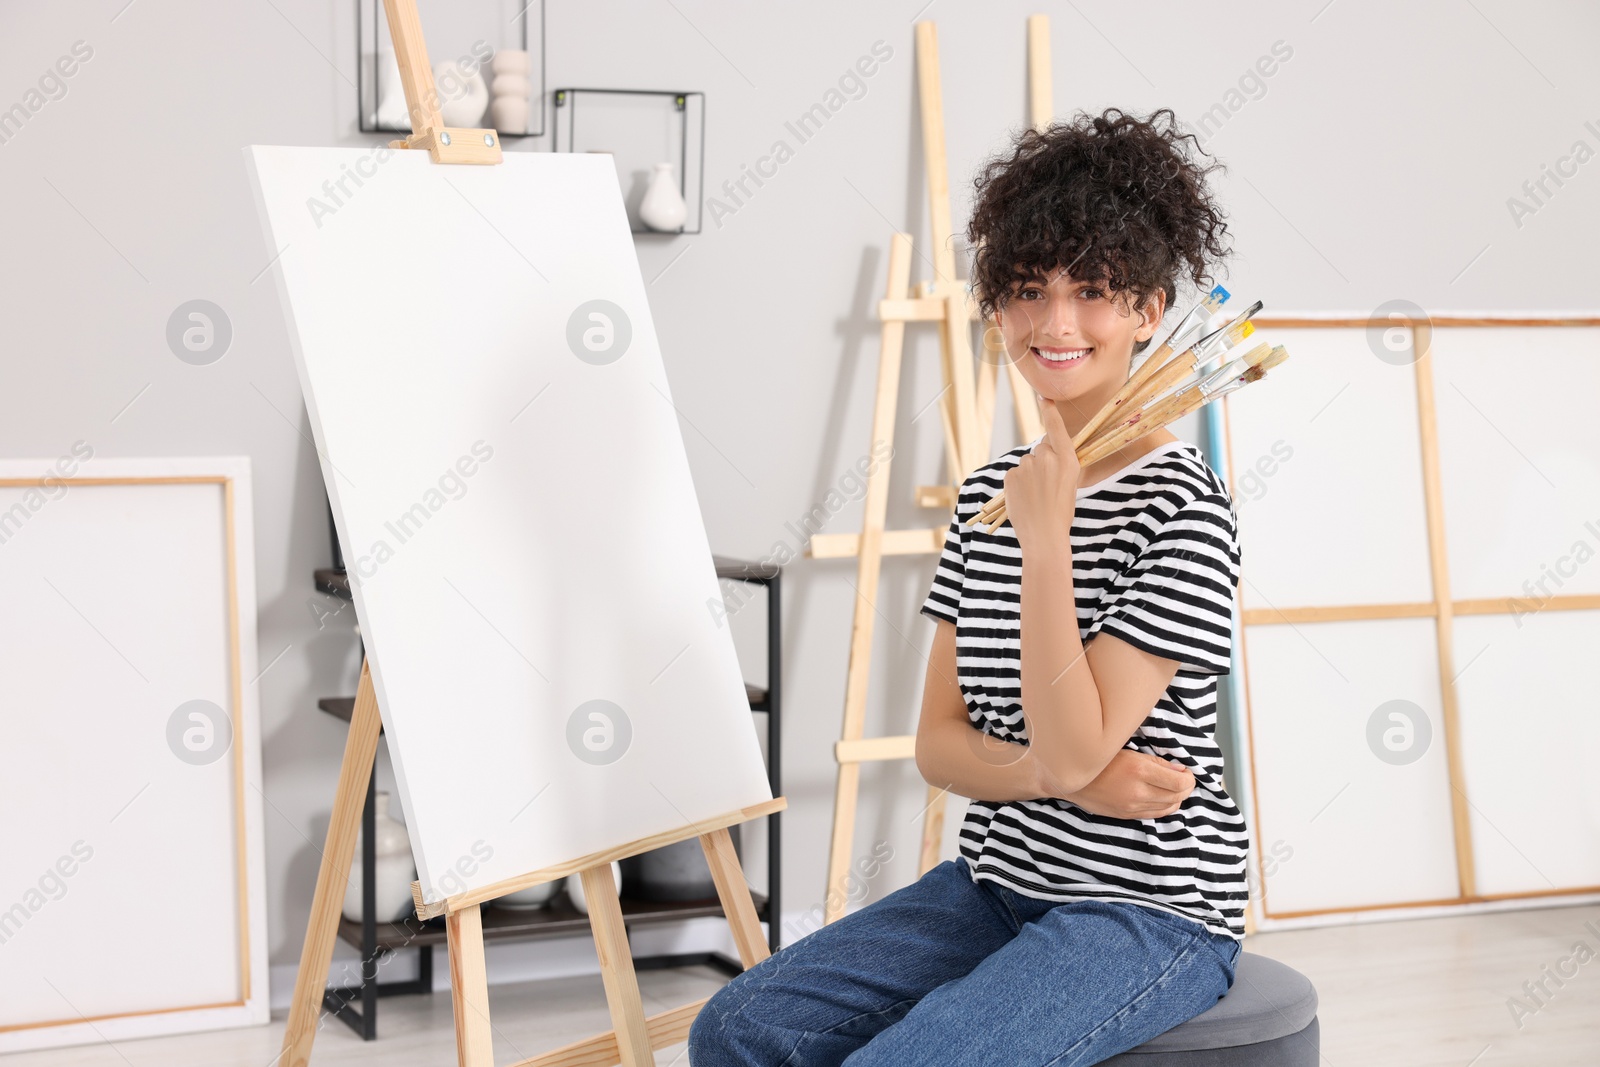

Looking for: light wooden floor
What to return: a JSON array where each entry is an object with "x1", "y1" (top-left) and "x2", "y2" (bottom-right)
[{"x1": 8, "y1": 903, "x2": 1598, "y2": 1065}]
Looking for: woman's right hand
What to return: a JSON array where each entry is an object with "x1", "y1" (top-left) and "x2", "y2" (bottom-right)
[{"x1": 1044, "y1": 748, "x2": 1194, "y2": 820}]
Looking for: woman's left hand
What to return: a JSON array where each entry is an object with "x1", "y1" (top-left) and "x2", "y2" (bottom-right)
[{"x1": 1003, "y1": 398, "x2": 1080, "y2": 553}]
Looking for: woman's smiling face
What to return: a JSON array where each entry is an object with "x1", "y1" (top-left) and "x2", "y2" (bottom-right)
[{"x1": 995, "y1": 268, "x2": 1166, "y2": 423}]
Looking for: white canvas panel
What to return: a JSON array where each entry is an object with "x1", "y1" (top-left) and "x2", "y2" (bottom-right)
[
  {"x1": 1452, "y1": 610, "x2": 1600, "y2": 896},
  {"x1": 244, "y1": 146, "x2": 771, "y2": 904},
  {"x1": 1225, "y1": 326, "x2": 1433, "y2": 610},
  {"x1": 0, "y1": 458, "x2": 267, "y2": 1051},
  {"x1": 1241, "y1": 617, "x2": 1458, "y2": 915},
  {"x1": 1431, "y1": 326, "x2": 1600, "y2": 601}
]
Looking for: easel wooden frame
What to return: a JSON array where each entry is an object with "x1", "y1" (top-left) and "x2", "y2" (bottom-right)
[
  {"x1": 277, "y1": 3, "x2": 785, "y2": 1064},
  {"x1": 809, "y1": 16, "x2": 1051, "y2": 924},
  {"x1": 1227, "y1": 314, "x2": 1600, "y2": 926}
]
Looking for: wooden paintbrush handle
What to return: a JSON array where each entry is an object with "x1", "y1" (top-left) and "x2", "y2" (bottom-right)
[
  {"x1": 1077, "y1": 357, "x2": 1195, "y2": 457},
  {"x1": 980, "y1": 387, "x2": 1202, "y2": 531},
  {"x1": 1079, "y1": 386, "x2": 1207, "y2": 467},
  {"x1": 1073, "y1": 342, "x2": 1171, "y2": 447}
]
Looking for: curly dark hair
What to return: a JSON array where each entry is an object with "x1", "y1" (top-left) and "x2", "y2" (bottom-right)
[{"x1": 965, "y1": 108, "x2": 1231, "y2": 350}]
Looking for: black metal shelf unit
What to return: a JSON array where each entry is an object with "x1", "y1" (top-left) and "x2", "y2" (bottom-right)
[
  {"x1": 357, "y1": 0, "x2": 547, "y2": 138},
  {"x1": 552, "y1": 88, "x2": 706, "y2": 234},
  {"x1": 314, "y1": 511, "x2": 782, "y2": 1040}
]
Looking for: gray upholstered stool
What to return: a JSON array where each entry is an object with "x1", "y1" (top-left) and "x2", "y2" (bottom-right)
[{"x1": 1099, "y1": 952, "x2": 1319, "y2": 1066}]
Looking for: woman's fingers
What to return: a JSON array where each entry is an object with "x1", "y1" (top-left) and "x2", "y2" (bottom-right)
[
  {"x1": 1132, "y1": 751, "x2": 1194, "y2": 795},
  {"x1": 1038, "y1": 398, "x2": 1067, "y2": 448}
]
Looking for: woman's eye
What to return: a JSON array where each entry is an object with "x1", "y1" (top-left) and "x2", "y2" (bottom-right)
[{"x1": 1080, "y1": 288, "x2": 1104, "y2": 300}]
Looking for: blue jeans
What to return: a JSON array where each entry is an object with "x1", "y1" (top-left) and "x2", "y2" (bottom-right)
[{"x1": 687, "y1": 856, "x2": 1240, "y2": 1066}]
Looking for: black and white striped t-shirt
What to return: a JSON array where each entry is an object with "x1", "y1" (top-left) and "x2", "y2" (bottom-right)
[{"x1": 920, "y1": 437, "x2": 1249, "y2": 940}]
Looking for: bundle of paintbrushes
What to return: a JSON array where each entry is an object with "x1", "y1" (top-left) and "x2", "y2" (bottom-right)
[{"x1": 970, "y1": 285, "x2": 1289, "y2": 534}]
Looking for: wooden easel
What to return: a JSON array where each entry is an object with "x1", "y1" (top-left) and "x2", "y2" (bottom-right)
[
  {"x1": 278, "y1": 4, "x2": 785, "y2": 1065},
  {"x1": 809, "y1": 16, "x2": 1053, "y2": 924}
]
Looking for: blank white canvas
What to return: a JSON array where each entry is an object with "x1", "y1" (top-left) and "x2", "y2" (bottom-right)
[
  {"x1": 1452, "y1": 610, "x2": 1600, "y2": 896},
  {"x1": 1431, "y1": 327, "x2": 1600, "y2": 600},
  {"x1": 1240, "y1": 617, "x2": 1458, "y2": 915},
  {"x1": 0, "y1": 457, "x2": 267, "y2": 1052},
  {"x1": 244, "y1": 146, "x2": 771, "y2": 904},
  {"x1": 1225, "y1": 327, "x2": 1433, "y2": 609}
]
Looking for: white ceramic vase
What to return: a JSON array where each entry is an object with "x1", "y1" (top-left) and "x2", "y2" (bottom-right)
[
  {"x1": 342, "y1": 791, "x2": 417, "y2": 924},
  {"x1": 491, "y1": 49, "x2": 531, "y2": 77},
  {"x1": 488, "y1": 50, "x2": 532, "y2": 136},
  {"x1": 375, "y1": 48, "x2": 410, "y2": 130},
  {"x1": 495, "y1": 877, "x2": 559, "y2": 910},
  {"x1": 565, "y1": 861, "x2": 623, "y2": 915},
  {"x1": 639, "y1": 162, "x2": 689, "y2": 232},
  {"x1": 434, "y1": 59, "x2": 489, "y2": 127},
  {"x1": 491, "y1": 97, "x2": 530, "y2": 136}
]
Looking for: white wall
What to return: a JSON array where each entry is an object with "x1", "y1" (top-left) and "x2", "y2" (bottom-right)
[{"x1": 3, "y1": 0, "x2": 1597, "y2": 994}]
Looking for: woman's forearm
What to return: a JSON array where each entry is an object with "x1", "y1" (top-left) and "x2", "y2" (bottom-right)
[
  {"x1": 918, "y1": 715, "x2": 1132, "y2": 810},
  {"x1": 917, "y1": 715, "x2": 1049, "y2": 802},
  {"x1": 1020, "y1": 544, "x2": 1107, "y2": 793}
]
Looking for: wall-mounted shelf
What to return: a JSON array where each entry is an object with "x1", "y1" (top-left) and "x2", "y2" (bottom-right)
[
  {"x1": 357, "y1": 0, "x2": 547, "y2": 139},
  {"x1": 553, "y1": 88, "x2": 705, "y2": 234}
]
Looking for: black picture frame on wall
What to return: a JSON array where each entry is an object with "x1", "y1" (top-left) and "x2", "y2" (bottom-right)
[
  {"x1": 357, "y1": 0, "x2": 547, "y2": 139},
  {"x1": 552, "y1": 88, "x2": 706, "y2": 235}
]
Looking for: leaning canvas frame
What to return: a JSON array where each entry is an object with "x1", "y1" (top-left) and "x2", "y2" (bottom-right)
[
  {"x1": 1213, "y1": 313, "x2": 1600, "y2": 933},
  {"x1": 0, "y1": 456, "x2": 269, "y2": 1052}
]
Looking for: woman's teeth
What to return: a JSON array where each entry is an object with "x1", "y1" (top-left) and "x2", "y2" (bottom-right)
[{"x1": 1033, "y1": 346, "x2": 1091, "y2": 363}]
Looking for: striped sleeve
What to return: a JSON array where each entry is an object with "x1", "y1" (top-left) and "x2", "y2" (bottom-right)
[
  {"x1": 919, "y1": 499, "x2": 969, "y2": 625},
  {"x1": 1083, "y1": 491, "x2": 1240, "y2": 675}
]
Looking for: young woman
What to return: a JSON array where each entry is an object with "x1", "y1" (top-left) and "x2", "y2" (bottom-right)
[{"x1": 688, "y1": 108, "x2": 1247, "y2": 1067}]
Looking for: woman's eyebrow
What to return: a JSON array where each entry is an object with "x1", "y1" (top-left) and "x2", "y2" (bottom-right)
[{"x1": 1014, "y1": 269, "x2": 1111, "y2": 290}]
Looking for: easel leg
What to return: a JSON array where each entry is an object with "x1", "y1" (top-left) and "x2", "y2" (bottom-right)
[
  {"x1": 825, "y1": 234, "x2": 913, "y2": 926},
  {"x1": 581, "y1": 864, "x2": 653, "y2": 1067},
  {"x1": 918, "y1": 785, "x2": 946, "y2": 877},
  {"x1": 974, "y1": 313, "x2": 999, "y2": 457},
  {"x1": 700, "y1": 827, "x2": 770, "y2": 967},
  {"x1": 280, "y1": 660, "x2": 384, "y2": 1067},
  {"x1": 447, "y1": 905, "x2": 494, "y2": 1067}
]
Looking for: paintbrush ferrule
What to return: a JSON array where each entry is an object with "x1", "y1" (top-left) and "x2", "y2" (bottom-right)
[
  {"x1": 1164, "y1": 319, "x2": 1209, "y2": 361},
  {"x1": 1209, "y1": 366, "x2": 1266, "y2": 400},
  {"x1": 1197, "y1": 357, "x2": 1248, "y2": 395},
  {"x1": 1195, "y1": 331, "x2": 1259, "y2": 378},
  {"x1": 1192, "y1": 300, "x2": 1264, "y2": 362},
  {"x1": 1194, "y1": 319, "x2": 1241, "y2": 361},
  {"x1": 1154, "y1": 285, "x2": 1229, "y2": 358}
]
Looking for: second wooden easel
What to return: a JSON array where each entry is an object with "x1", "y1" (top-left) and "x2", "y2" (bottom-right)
[
  {"x1": 808, "y1": 15, "x2": 1053, "y2": 924},
  {"x1": 276, "y1": 4, "x2": 785, "y2": 1065}
]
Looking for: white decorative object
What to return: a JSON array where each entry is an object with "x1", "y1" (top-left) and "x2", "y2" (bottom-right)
[
  {"x1": 341, "y1": 791, "x2": 417, "y2": 923},
  {"x1": 375, "y1": 47, "x2": 410, "y2": 130},
  {"x1": 488, "y1": 48, "x2": 531, "y2": 136},
  {"x1": 565, "y1": 862, "x2": 623, "y2": 915},
  {"x1": 491, "y1": 48, "x2": 531, "y2": 75},
  {"x1": 0, "y1": 457, "x2": 269, "y2": 1052},
  {"x1": 245, "y1": 147, "x2": 773, "y2": 910},
  {"x1": 639, "y1": 162, "x2": 688, "y2": 232},
  {"x1": 434, "y1": 59, "x2": 488, "y2": 128},
  {"x1": 491, "y1": 97, "x2": 530, "y2": 136},
  {"x1": 495, "y1": 878, "x2": 559, "y2": 910},
  {"x1": 491, "y1": 74, "x2": 526, "y2": 98}
]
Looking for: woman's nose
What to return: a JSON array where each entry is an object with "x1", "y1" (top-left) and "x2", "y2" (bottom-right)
[{"x1": 1040, "y1": 294, "x2": 1080, "y2": 340}]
